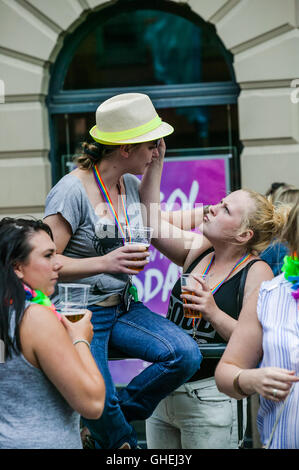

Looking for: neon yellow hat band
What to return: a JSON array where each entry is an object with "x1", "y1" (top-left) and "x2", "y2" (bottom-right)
[{"x1": 90, "y1": 115, "x2": 162, "y2": 143}]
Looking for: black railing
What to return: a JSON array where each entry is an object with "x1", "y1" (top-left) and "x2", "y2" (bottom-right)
[{"x1": 108, "y1": 343, "x2": 226, "y2": 361}]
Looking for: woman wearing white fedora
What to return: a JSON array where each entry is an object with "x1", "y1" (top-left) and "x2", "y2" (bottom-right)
[{"x1": 44, "y1": 93, "x2": 202, "y2": 449}]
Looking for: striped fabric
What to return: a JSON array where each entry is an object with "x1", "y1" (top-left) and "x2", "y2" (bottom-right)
[{"x1": 257, "y1": 274, "x2": 299, "y2": 448}]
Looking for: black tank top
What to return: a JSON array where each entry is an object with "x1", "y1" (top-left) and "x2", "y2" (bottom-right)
[{"x1": 167, "y1": 249, "x2": 262, "y2": 381}]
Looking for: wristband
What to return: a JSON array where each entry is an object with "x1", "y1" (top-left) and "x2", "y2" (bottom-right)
[
  {"x1": 73, "y1": 339, "x2": 91, "y2": 349},
  {"x1": 233, "y1": 369, "x2": 249, "y2": 397}
]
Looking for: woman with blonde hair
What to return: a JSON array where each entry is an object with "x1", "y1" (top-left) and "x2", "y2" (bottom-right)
[
  {"x1": 215, "y1": 203, "x2": 299, "y2": 448},
  {"x1": 146, "y1": 188, "x2": 289, "y2": 449}
]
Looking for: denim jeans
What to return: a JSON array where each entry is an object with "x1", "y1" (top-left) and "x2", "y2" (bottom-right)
[{"x1": 82, "y1": 301, "x2": 202, "y2": 449}]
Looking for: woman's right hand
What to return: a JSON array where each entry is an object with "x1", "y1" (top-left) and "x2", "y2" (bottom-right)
[
  {"x1": 101, "y1": 244, "x2": 150, "y2": 274},
  {"x1": 241, "y1": 367, "x2": 299, "y2": 401},
  {"x1": 60, "y1": 309, "x2": 94, "y2": 344}
]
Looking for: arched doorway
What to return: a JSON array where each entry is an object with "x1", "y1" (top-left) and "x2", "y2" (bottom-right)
[{"x1": 47, "y1": 0, "x2": 240, "y2": 186}]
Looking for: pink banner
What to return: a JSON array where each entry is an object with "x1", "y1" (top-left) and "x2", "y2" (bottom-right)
[{"x1": 109, "y1": 157, "x2": 228, "y2": 384}]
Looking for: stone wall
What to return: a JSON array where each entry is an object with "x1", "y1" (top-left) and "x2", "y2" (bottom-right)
[{"x1": 0, "y1": 0, "x2": 298, "y2": 217}]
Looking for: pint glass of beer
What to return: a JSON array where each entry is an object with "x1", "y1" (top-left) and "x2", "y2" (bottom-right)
[
  {"x1": 58, "y1": 283, "x2": 90, "y2": 322},
  {"x1": 180, "y1": 274, "x2": 201, "y2": 319},
  {"x1": 124, "y1": 226, "x2": 153, "y2": 272},
  {"x1": 180, "y1": 273, "x2": 202, "y2": 338}
]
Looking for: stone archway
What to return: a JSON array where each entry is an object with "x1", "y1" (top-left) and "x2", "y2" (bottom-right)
[{"x1": 0, "y1": 0, "x2": 299, "y2": 217}]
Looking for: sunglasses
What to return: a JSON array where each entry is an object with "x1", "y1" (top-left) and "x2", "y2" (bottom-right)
[{"x1": 154, "y1": 139, "x2": 161, "y2": 148}]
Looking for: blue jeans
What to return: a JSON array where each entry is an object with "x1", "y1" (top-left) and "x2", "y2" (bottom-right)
[{"x1": 82, "y1": 301, "x2": 202, "y2": 449}]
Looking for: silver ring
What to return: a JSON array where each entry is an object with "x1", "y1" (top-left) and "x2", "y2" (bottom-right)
[{"x1": 272, "y1": 388, "x2": 278, "y2": 398}]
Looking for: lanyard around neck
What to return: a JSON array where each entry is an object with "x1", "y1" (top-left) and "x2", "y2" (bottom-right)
[
  {"x1": 92, "y1": 165, "x2": 131, "y2": 242},
  {"x1": 202, "y1": 253, "x2": 251, "y2": 294}
]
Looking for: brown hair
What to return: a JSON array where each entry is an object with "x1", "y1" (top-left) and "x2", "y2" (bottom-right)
[
  {"x1": 241, "y1": 189, "x2": 291, "y2": 255},
  {"x1": 75, "y1": 141, "x2": 141, "y2": 170},
  {"x1": 75, "y1": 141, "x2": 120, "y2": 170}
]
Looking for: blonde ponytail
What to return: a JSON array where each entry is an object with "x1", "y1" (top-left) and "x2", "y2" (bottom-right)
[
  {"x1": 242, "y1": 189, "x2": 291, "y2": 254},
  {"x1": 75, "y1": 141, "x2": 120, "y2": 170}
]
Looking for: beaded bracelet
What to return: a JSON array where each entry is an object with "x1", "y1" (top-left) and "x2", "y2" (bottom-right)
[
  {"x1": 233, "y1": 369, "x2": 249, "y2": 397},
  {"x1": 73, "y1": 339, "x2": 91, "y2": 349}
]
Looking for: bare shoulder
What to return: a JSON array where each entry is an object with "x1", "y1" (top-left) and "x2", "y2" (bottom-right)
[
  {"x1": 20, "y1": 304, "x2": 65, "y2": 367},
  {"x1": 22, "y1": 303, "x2": 62, "y2": 333},
  {"x1": 243, "y1": 258, "x2": 273, "y2": 302},
  {"x1": 246, "y1": 258, "x2": 273, "y2": 280}
]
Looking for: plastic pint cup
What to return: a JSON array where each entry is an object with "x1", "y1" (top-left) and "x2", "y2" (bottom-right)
[
  {"x1": 124, "y1": 226, "x2": 153, "y2": 272},
  {"x1": 58, "y1": 283, "x2": 90, "y2": 322}
]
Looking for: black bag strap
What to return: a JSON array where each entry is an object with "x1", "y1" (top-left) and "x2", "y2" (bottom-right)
[{"x1": 237, "y1": 259, "x2": 262, "y2": 313}]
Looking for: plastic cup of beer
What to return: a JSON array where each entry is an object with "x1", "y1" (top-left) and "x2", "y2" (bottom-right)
[
  {"x1": 124, "y1": 226, "x2": 153, "y2": 272},
  {"x1": 58, "y1": 283, "x2": 90, "y2": 322},
  {"x1": 180, "y1": 274, "x2": 201, "y2": 319}
]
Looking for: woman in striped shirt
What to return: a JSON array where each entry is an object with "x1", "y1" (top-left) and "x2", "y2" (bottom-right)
[{"x1": 215, "y1": 203, "x2": 299, "y2": 448}]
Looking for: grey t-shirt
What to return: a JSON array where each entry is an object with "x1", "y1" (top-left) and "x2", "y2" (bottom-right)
[
  {"x1": 0, "y1": 302, "x2": 82, "y2": 449},
  {"x1": 44, "y1": 172, "x2": 143, "y2": 305}
]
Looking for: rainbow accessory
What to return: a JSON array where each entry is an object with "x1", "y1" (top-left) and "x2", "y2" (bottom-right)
[
  {"x1": 24, "y1": 284, "x2": 61, "y2": 320},
  {"x1": 92, "y1": 165, "x2": 131, "y2": 242},
  {"x1": 202, "y1": 253, "x2": 252, "y2": 294},
  {"x1": 281, "y1": 252, "x2": 299, "y2": 301},
  {"x1": 92, "y1": 165, "x2": 138, "y2": 301}
]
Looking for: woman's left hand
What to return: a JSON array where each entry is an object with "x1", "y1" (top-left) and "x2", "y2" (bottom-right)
[{"x1": 180, "y1": 273, "x2": 221, "y2": 321}]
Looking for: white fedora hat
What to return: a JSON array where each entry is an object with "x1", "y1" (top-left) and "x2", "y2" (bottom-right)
[{"x1": 89, "y1": 93, "x2": 174, "y2": 144}]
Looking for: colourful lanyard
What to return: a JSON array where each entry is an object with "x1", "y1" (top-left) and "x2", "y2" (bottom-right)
[
  {"x1": 92, "y1": 165, "x2": 138, "y2": 302},
  {"x1": 202, "y1": 253, "x2": 251, "y2": 294},
  {"x1": 92, "y1": 165, "x2": 131, "y2": 242}
]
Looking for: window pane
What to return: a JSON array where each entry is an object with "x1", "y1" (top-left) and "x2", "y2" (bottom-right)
[
  {"x1": 53, "y1": 104, "x2": 238, "y2": 180},
  {"x1": 64, "y1": 9, "x2": 232, "y2": 90}
]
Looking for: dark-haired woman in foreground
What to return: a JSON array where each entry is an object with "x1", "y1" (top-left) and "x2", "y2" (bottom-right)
[{"x1": 0, "y1": 218, "x2": 105, "y2": 449}]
